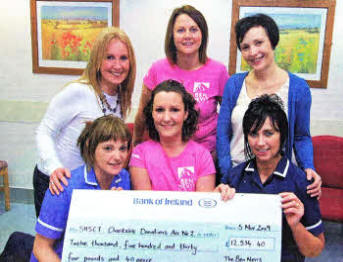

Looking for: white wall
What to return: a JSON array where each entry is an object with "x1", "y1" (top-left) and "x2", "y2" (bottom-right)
[
  {"x1": 0, "y1": 0, "x2": 342, "y2": 189},
  {"x1": 120, "y1": 0, "x2": 231, "y2": 107}
]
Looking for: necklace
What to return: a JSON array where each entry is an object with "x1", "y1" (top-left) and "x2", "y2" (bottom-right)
[{"x1": 99, "y1": 86, "x2": 122, "y2": 116}]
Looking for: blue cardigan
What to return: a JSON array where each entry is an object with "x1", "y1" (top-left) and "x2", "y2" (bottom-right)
[{"x1": 216, "y1": 72, "x2": 314, "y2": 176}]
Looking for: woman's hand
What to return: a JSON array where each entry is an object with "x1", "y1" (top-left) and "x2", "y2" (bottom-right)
[
  {"x1": 280, "y1": 192, "x2": 304, "y2": 228},
  {"x1": 305, "y1": 168, "x2": 322, "y2": 199},
  {"x1": 49, "y1": 168, "x2": 71, "y2": 195},
  {"x1": 110, "y1": 187, "x2": 123, "y2": 191},
  {"x1": 280, "y1": 192, "x2": 325, "y2": 257},
  {"x1": 214, "y1": 184, "x2": 236, "y2": 201}
]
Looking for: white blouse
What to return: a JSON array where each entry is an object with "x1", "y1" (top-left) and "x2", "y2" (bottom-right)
[
  {"x1": 36, "y1": 82, "x2": 121, "y2": 176},
  {"x1": 230, "y1": 78, "x2": 289, "y2": 167}
]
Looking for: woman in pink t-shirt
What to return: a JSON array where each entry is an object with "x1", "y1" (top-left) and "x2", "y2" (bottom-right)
[
  {"x1": 130, "y1": 80, "x2": 216, "y2": 191},
  {"x1": 133, "y1": 5, "x2": 229, "y2": 155}
]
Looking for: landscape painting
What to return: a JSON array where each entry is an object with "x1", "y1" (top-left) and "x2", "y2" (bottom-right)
[
  {"x1": 31, "y1": 0, "x2": 119, "y2": 75},
  {"x1": 40, "y1": 5, "x2": 110, "y2": 62},
  {"x1": 237, "y1": 7, "x2": 327, "y2": 81}
]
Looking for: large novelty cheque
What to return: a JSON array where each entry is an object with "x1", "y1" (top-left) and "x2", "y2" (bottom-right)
[{"x1": 62, "y1": 190, "x2": 282, "y2": 262}]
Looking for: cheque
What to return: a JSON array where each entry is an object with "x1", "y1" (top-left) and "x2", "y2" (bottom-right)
[{"x1": 62, "y1": 190, "x2": 281, "y2": 262}]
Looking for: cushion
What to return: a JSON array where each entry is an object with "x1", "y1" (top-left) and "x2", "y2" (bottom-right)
[
  {"x1": 313, "y1": 135, "x2": 343, "y2": 188},
  {"x1": 319, "y1": 187, "x2": 343, "y2": 221}
]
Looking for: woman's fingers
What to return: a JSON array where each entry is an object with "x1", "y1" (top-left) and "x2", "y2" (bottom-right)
[
  {"x1": 110, "y1": 187, "x2": 123, "y2": 191},
  {"x1": 49, "y1": 168, "x2": 71, "y2": 194},
  {"x1": 305, "y1": 168, "x2": 322, "y2": 199},
  {"x1": 215, "y1": 184, "x2": 236, "y2": 201},
  {"x1": 279, "y1": 192, "x2": 304, "y2": 216},
  {"x1": 49, "y1": 180, "x2": 60, "y2": 195}
]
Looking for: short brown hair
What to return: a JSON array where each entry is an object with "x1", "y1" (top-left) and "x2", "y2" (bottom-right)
[
  {"x1": 164, "y1": 5, "x2": 208, "y2": 64},
  {"x1": 78, "y1": 27, "x2": 136, "y2": 119},
  {"x1": 77, "y1": 115, "x2": 132, "y2": 169},
  {"x1": 235, "y1": 14, "x2": 279, "y2": 50}
]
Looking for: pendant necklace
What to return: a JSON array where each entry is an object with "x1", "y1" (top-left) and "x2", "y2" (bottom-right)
[{"x1": 99, "y1": 85, "x2": 122, "y2": 116}]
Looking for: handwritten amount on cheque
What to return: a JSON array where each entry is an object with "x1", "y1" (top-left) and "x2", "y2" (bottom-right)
[
  {"x1": 68, "y1": 224, "x2": 272, "y2": 252},
  {"x1": 66, "y1": 225, "x2": 272, "y2": 262}
]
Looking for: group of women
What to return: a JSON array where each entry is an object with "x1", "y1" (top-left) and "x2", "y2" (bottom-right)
[{"x1": 30, "y1": 5, "x2": 324, "y2": 262}]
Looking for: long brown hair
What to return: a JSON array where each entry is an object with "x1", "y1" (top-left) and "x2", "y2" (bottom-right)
[{"x1": 164, "y1": 5, "x2": 208, "y2": 65}]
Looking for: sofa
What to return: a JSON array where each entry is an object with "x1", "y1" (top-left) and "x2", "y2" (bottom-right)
[{"x1": 312, "y1": 135, "x2": 343, "y2": 222}]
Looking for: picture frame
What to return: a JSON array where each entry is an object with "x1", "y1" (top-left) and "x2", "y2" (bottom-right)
[
  {"x1": 229, "y1": 0, "x2": 336, "y2": 88},
  {"x1": 30, "y1": 0, "x2": 120, "y2": 75}
]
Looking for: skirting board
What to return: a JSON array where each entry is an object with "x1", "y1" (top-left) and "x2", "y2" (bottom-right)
[{"x1": 0, "y1": 188, "x2": 34, "y2": 205}]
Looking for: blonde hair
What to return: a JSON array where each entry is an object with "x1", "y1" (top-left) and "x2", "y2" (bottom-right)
[{"x1": 77, "y1": 27, "x2": 136, "y2": 119}]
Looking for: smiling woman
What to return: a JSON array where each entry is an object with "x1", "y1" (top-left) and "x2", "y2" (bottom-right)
[
  {"x1": 218, "y1": 95, "x2": 325, "y2": 262},
  {"x1": 133, "y1": 5, "x2": 229, "y2": 160},
  {"x1": 239, "y1": 26, "x2": 276, "y2": 75},
  {"x1": 100, "y1": 38, "x2": 131, "y2": 96},
  {"x1": 172, "y1": 13, "x2": 202, "y2": 59},
  {"x1": 33, "y1": 27, "x2": 136, "y2": 217},
  {"x1": 151, "y1": 91, "x2": 188, "y2": 142},
  {"x1": 31, "y1": 115, "x2": 132, "y2": 261},
  {"x1": 217, "y1": 14, "x2": 322, "y2": 198},
  {"x1": 129, "y1": 80, "x2": 216, "y2": 192},
  {"x1": 247, "y1": 117, "x2": 282, "y2": 170}
]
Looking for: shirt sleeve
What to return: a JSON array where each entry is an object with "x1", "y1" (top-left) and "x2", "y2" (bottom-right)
[
  {"x1": 143, "y1": 63, "x2": 158, "y2": 90},
  {"x1": 293, "y1": 79, "x2": 314, "y2": 170},
  {"x1": 218, "y1": 65, "x2": 229, "y2": 96},
  {"x1": 295, "y1": 172, "x2": 324, "y2": 236},
  {"x1": 217, "y1": 77, "x2": 236, "y2": 176},
  {"x1": 196, "y1": 146, "x2": 216, "y2": 178},
  {"x1": 129, "y1": 144, "x2": 146, "y2": 169},
  {"x1": 36, "y1": 84, "x2": 87, "y2": 175},
  {"x1": 118, "y1": 169, "x2": 131, "y2": 190},
  {"x1": 35, "y1": 187, "x2": 71, "y2": 240}
]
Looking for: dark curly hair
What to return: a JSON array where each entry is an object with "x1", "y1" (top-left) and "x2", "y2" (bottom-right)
[
  {"x1": 235, "y1": 13, "x2": 279, "y2": 50},
  {"x1": 143, "y1": 80, "x2": 199, "y2": 142},
  {"x1": 243, "y1": 94, "x2": 288, "y2": 160}
]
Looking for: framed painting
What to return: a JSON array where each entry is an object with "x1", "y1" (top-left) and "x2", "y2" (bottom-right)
[
  {"x1": 229, "y1": 0, "x2": 336, "y2": 88},
  {"x1": 30, "y1": 0, "x2": 120, "y2": 75}
]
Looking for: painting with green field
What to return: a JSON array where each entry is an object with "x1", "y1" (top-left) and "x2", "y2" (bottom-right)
[{"x1": 240, "y1": 12, "x2": 324, "y2": 75}]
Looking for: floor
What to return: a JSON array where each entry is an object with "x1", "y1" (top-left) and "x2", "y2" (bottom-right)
[
  {"x1": 0, "y1": 203, "x2": 342, "y2": 261},
  {"x1": 0, "y1": 203, "x2": 36, "y2": 252}
]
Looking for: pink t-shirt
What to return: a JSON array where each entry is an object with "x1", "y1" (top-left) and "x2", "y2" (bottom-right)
[
  {"x1": 143, "y1": 58, "x2": 229, "y2": 152},
  {"x1": 129, "y1": 140, "x2": 215, "y2": 191}
]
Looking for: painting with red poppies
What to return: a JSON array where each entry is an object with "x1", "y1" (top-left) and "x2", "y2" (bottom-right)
[
  {"x1": 40, "y1": 5, "x2": 109, "y2": 62},
  {"x1": 31, "y1": 0, "x2": 119, "y2": 75}
]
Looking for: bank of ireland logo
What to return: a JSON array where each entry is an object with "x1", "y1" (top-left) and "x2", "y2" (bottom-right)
[
  {"x1": 178, "y1": 166, "x2": 195, "y2": 191},
  {"x1": 193, "y1": 82, "x2": 210, "y2": 102},
  {"x1": 198, "y1": 198, "x2": 217, "y2": 208}
]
